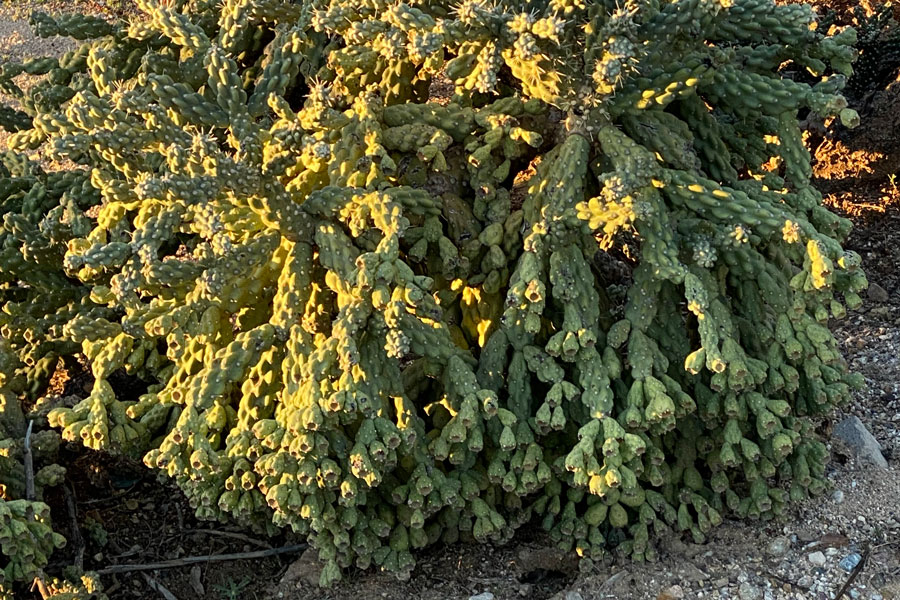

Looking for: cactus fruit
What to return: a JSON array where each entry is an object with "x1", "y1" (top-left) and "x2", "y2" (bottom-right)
[{"x1": 1, "y1": 0, "x2": 867, "y2": 587}]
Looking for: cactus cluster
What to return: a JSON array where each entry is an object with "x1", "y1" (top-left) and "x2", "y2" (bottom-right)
[
  {"x1": 842, "y1": 3, "x2": 900, "y2": 96},
  {"x1": 0, "y1": 392, "x2": 68, "y2": 596},
  {"x1": 1, "y1": 0, "x2": 867, "y2": 588}
]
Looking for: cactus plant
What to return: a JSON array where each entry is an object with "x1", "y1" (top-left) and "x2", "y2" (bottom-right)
[
  {"x1": 0, "y1": 391, "x2": 70, "y2": 597},
  {"x1": 1, "y1": 0, "x2": 867, "y2": 588}
]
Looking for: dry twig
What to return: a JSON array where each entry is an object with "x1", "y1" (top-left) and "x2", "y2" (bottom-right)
[
  {"x1": 23, "y1": 419, "x2": 34, "y2": 501},
  {"x1": 141, "y1": 572, "x2": 180, "y2": 600},
  {"x1": 97, "y1": 543, "x2": 308, "y2": 576},
  {"x1": 79, "y1": 484, "x2": 139, "y2": 506},
  {"x1": 63, "y1": 482, "x2": 86, "y2": 572},
  {"x1": 178, "y1": 528, "x2": 272, "y2": 549},
  {"x1": 835, "y1": 544, "x2": 871, "y2": 600}
]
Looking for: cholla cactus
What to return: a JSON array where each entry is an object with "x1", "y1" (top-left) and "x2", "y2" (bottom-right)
[
  {"x1": 0, "y1": 500, "x2": 67, "y2": 597},
  {"x1": 843, "y1": 3, "x2": 900, "y2": 96},
  {"x1": 0, "y1": 392, "x2": 69, "y2": 597},
  {"x1": 1, "y1": 0, "x2": 867, "y2": 587}
]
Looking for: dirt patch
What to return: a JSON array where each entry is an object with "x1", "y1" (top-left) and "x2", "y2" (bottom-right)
[
  {"x1": 813, "y1": 82, "x2": 900, "y2": 192},
  {"x1": 25, "y1": 447, "x2": 299, "y2": 600}
]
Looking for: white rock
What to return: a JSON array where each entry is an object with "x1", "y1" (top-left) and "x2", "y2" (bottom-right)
[
  {"x1": 833, "y1": 416, "x2": 889, "y2": 468},
  {"x1": 469, "y1": 593, "x2": 494, "y2": 600},
  {"x1": 767, "y1": 537, "x2": 790, "y2": 557},
  {"x1": 832, "y1": 490, "x2": 845, "y2": 504},
  {"x1": 809, "y1": 551, "x2": 827, "y2": 566},
  {"x1": 738, "y1": 582, "x2": 762, "y2": 600}
]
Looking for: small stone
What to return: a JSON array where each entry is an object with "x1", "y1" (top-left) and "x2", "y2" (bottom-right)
[
  {"x1": 738, "y1": 582, "x2": 762, "y2": 600},
  {"x1": 832, "y1": 490, "x2": 845, "y2": 504},
  {"x1": 714, "y1": 577, "x2": 729, "y2": 588},
  {"x1": 518, "y1": 584, "x2": 532, "y2": 597},
  {"x1": 565, "y1": 593, "x2": 584, "y2": 600},
  {"x1": 189, "y1": 565, "x2": 204, "y2": 596},
  {"x1": 798, "y1": 576, "x2": 813, "y2": 588},
  {"x1": 683, "y1": 564, "x2": 710, "y2": 582},
  {"x1": 658, "y1": 585, "x2": 685, "y2": 600},
  {"x1": 871, "y1": 306, "x2": 892, "y2": 319},
  {"x1": 868, "y1": 283, "x2": 890, "y2": 303},
  {"x1": 767, "y1": 537, "x2": 790, "y2": 557},
  {"x1": 469, "y1": 593, "x2": 494, "y2": 600},
  {"x1": 281, "y1": 549, "x2": 324, "y2": 587},
  {"x1": 809, "y1": 551, "x2": 827, "y2": 566},
  {"x1": 832, "y1": 416, "x2": 889, "y2": 469},
  {"x1": 839, "y1": 553, "x2": 862, "y2": 572}
]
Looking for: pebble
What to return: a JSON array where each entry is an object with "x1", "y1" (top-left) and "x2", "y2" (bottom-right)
[
  {"x1": 832, "y1": 489, "x2": 845, "y2": 504},
  {"x1": 738, "y1": 582, "x2": 762, "y2": 600},
  {"x1": 766, "y1": 537, "x2": 790, "y2": 557},
  {"x1": 808, "y1": 551, "x2": 827, "y2": 566},
  {"x1": 868, "y1": 282, "x2": 890, "y2": 303},
  {"x1": 469, "y1": 593, "x2": 494, "y2": 600},
  {"x1": 839, "y1": 553, "x2": 862, "y2": 572},
  {"x1": 565, "y1": 593, "x2": 584, "y2": 600},
  {"x1": 658, "y1": 585, "x2": 684, "y2": 600}
]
